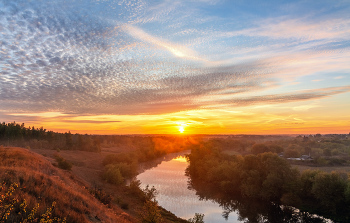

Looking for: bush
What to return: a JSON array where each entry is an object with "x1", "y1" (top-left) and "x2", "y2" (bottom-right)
[
  {"x1": 311, "y1": 148, "x2": 323, "y2": 157},
  {"x1": 54, "y1": 154, "x2": 72, "y2": 170},
  {"x1": 315, "y1": 157, "x2": 328, "y2": 166},
  {"x1": 284, "y1": 149, "x2": 301, "y2": 158},
  {"x1": 89, "y1": 187, "x2": 112, "y2": 205},
  {"x1": 103, "y1": 165, "x2": 124, "y2": 185},
  {"x1": 324, "y1": 148, "x2": 332, "y2": 156},
  {"x1": 328, "y1": 158, "x2": 347, "y2": 165},
  {"x1": 138, "y1": 200, "x2": 163, "y2": 223},
  {"x1": 188, "y1": 213, "x2": 205, "y2": 223},
  {"x1": 251, "y1": 143, "x2": 269, "y2": 154},
  {"x1": 129, "y1": 180, "x2": 144, "y2": 199},
  {"x1": 268, "y1": 144, "x2": 284, "y2": 153},
  {"x1": 112, "y1": 162, "x2": 138, "y2": 178},
  {"x1": 331, "y1": 149, "x2": 340, "y2": 156},
  {"x1": 120, "y1": 202, "x2": 129, "y2": 210},
  {"x1": 0, "y1": 182, "x2": 66, "y2": 222}
]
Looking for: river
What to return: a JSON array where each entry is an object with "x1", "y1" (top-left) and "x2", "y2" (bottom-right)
[
  {"x1": 137, "y1": 151, "x2": 242, "y2": 222},
  {"x1": 136, "y1": 151, "x2": 333, "y2": 223}
]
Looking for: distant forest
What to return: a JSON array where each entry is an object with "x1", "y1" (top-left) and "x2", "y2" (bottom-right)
[
  {"x1": 0, "y1": 121, "x2": 102, "y2": 152},
  {"x1": 186, "y1": 144, "x2": 350, "y2": 222},
  {"x1": 0, "y1": 121, "x2": 169, "y2": 153},
  {"x1": 0, "y1": 121, "x2": 193, "y2": 160}
]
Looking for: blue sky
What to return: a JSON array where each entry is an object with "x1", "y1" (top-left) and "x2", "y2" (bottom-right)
[{"x1": 0, "y1": 0, "x2": 349, "y2": 134}]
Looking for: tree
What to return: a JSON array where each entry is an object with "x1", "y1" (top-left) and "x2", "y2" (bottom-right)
[
  {"x1": 54, "y1": 154, "x2": 72, "y2": 171},
  {"x1": 323, "y1": 148, "x2": 332, "y2": 156},
  {"x1": 304, "y1": 146, "x2": 311, "y2": 155},
  {"x1": 269, "y1": 144, "x2": 284, "y2": 153},
  {"x1": 188, "y1": 213, "x2": 205, "y2": 223},
  {"x1": 78, "y1": 134, "x2": 85, "y2": 150},
  {"x1": 284, "y1": 149, "x2": 300, "y2": 158},
  {"x1": 311, "y1": 172, "x2": 348, "y2": 214},
  {"x1": 138, "y1": 200, "x2": 163, "y2": 223},
  {"x1": 103, "y1": 165, "x2": 124, "y2": 185},
  {"x1": 65, "y1": 131, "x2": 73, "y2": 149},
  {"x1": 251, "y1": 144, "x2": 269, "y2": 154}
]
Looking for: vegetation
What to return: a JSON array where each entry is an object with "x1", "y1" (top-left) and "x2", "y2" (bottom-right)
[
  {"x1": 0, "y1": 147, "x2": 133, "y2": 223},
  {"x1": 88, "y1": 186, "x2": 112, "y2": 205},
  {"x1": 135, "y1": 183, "x2": 163, "y2": 223},
  {"x1": 102, "y1": 136, "x2": 195, "y2": 183},
  {"x1": 0, "y1": 182, "x2": 66, "y2": 223},
  {"x1": 0, "y1": 122, "x2": 101, "y2": 152},
  {"x1": 186, "y1": 142, "x2": 350, "y2": 222},
  {"x1": 188, "y1": 213, "x2": 204, "y2": 223},
  {"x1": 103, "y1": 164, "x2": 124, "y2": 185},
  {"x1": 54, "y1": 154, "x2": 72, "y2": 170},
  {"x1": 209, "y1": 134, "x2": 350, "y2": 167},
  {"x1": 2, "y1": 121, "x2": 350, "y2": 222}
]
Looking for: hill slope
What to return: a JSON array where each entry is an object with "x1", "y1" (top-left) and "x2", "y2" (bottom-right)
[{"x1": 0, "y1": 146, "x2": 135, "y2": 223}]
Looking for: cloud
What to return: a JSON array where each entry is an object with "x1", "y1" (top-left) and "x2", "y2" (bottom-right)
[
  {"x1": 219, "y1": 16, "x2": 350, "y2": 42},
  {"x1": 0, "y1": 0, "x2": 350, "y2": 120},
  {"x1": 218, "y1": 86, "x2": 350, "y2": 107},
  {"x1": 124, "y1": 25, "x2": 206, "y2": 62}
]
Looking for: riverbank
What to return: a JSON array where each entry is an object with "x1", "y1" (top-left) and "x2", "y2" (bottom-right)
[{"x1": 30, "y1": 146, "x2": 188, "y2": 223}]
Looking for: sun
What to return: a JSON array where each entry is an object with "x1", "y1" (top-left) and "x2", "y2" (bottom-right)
[{"x1": 179, "y1": 126, "x2": 184, "y2": 133}]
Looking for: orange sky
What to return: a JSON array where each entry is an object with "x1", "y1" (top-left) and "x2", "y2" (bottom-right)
[
  {"x1": 7, "y1": 94, "x2": 350, "y2": 135},
  {"x1": 1, "y1": 1, "x2": 350, "y2": 135}
]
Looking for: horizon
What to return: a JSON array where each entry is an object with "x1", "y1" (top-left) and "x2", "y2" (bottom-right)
[{"x1": 1, "y1": 0, "x2": 349, "y2": 134}]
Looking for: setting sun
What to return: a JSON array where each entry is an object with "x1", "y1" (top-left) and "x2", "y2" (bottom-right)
[{"x1": 179, "y1": 126, "x2": 184, "y2": 133}]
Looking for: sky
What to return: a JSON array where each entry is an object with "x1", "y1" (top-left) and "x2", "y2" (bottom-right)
[{"x1": 0, "y1": 0, "x2": 349, "y2": 135}]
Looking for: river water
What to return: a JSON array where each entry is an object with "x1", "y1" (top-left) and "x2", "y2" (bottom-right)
[
  {"x1": 136, "y1": 151, "x2": 240, "y2": 222},
  {"x1": 136, "y1": 151, "x2": 333, "y2": 223}
]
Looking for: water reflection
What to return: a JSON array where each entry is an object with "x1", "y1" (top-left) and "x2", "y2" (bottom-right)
[
  {"x1": 137, "y1": 153, "x2": 331, "y2": 223},
  {"x1": 189, "y1": 178, "x2": 330, "y2": 223},
  {"x1": 137, "y1": 152, "x2": 238, "y2": 222}
]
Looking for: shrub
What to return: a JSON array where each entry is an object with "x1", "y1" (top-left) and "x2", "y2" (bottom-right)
[
  {"x1": 0, "y1": 182, "x2": 66, "y2": 223},
  {"x1": 143, "y1": 185, "x2": 158, "y2": 201},
  {"x1": 120, "y1": 202, "x2": 129, "y2": 210},
  {"x1": 89, "y1": 187, "x2": 112, "y2": 205},
  {"x1": 284, "y1": 149, "x2": 301, "y2": 158},
  {"x1": 328, "y1": 158, "x2": 347, "y2": 165},
  {"x1": 188, "y1": 213, "x2": 205, "y2": 223},
  {"x1": 129, "y1": 180, "x2": 144, "y2": 199},
  {"x1": 112, "y1": 162, "x2": 138, "y2": 178},
  {"x1": 54, "y1": 154, "x2": 72, "y2": 170},
  {"x1": 251, "y1": 143, "x2": 269, "y2": 154},
  {"x1": 103, "y1": 165, "x2": 124, "y2": 185},
  {"x1": 315, "y1": 157, "x2": 328, "y2": 166},
  {"x1": 138, "y1": 200, "x2": 163, "y2": 223},
  {"x1": 331, "y1": 149, "x2": 340, "y2": 156},
  {"x1": 323, "y1": 148, "x2": 332, "y2": 156},
  {"x1": 268, "y1": 144, "x2": 284, "y2": 153}
]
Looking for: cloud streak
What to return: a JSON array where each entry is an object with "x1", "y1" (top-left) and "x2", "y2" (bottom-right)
[{"x1": 0, "y1": 0, "x2": 349, "y2": 134}]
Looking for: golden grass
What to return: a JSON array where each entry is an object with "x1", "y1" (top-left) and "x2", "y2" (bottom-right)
[
  {"x1": 0, "y1": 147, "x2": 135, "y2": 223},
  {"x1": 27, "y1": 147, "x2": 188, "y2": 223}
]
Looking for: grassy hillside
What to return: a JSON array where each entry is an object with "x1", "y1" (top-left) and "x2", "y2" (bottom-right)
[{"x1": 0, "y1": 146, "x2": 135, "y2": 223}]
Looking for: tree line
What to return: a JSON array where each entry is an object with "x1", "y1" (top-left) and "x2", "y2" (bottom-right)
[
  {"x1": 186, "y1": 142, "x2": 350, "y2": 222},
  {"x1": 102, "y1": 136, "x2": 194, "y2": 184}
]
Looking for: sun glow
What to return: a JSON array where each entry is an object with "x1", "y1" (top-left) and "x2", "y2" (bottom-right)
[
  {"x1": 179, "y1": 126, "x2": 184, "y2": 133},
  {"x1": 173, "y1": 156, "x2": 187, "y2": 163}
]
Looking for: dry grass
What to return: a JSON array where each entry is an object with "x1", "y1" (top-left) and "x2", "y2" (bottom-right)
[
  {"x1": 30, "y1": 146, "x2": 132, "y2": 187},
  {"x1": 0, "y1": 147, "x2": 135, "y2": 223},
  {"x1": 28, "y1": 147, "x2": 188, "y2": 223}
]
